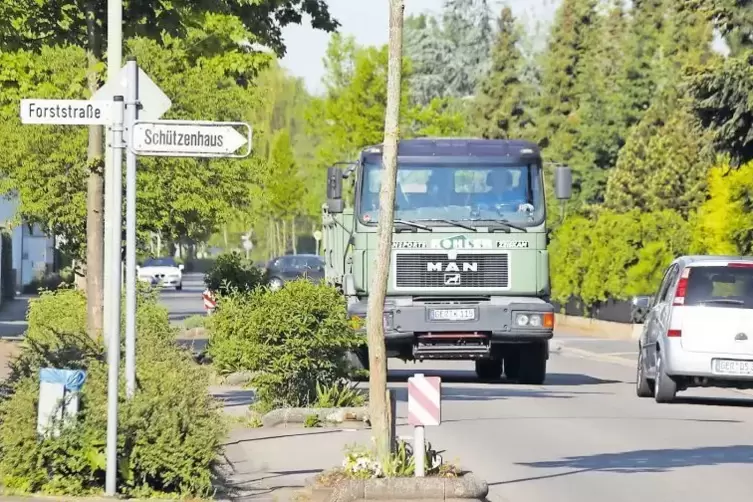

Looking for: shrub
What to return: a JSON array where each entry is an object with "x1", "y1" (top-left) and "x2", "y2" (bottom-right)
[
  {"x1": 203, "y1": 252, "x2": 266, "y2": 296},
  {"x1": 21, "y1": 269, "x2": 75, "y2": 295},
  {"x1": 207, "y1": 279, "x2": 365, "y2": 411},
  {"x1": 549, "y1": 208, "x2": 690, "y2": 306},
  {"x1": 0, "y1": 288, "x2": 226, "y2": 498}
]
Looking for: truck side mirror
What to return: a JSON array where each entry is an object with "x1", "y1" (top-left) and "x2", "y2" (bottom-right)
[
  {"x1": 326, "y1": 166, "x2": 344, "y2": 213},
  {"x1": 554, "y1": 165, "x2": 572, "y2": 200}
]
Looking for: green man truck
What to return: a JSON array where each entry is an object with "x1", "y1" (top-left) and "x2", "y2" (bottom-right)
[{"x1": 322, "y1": 138, "x2": 572, "y2": 383}]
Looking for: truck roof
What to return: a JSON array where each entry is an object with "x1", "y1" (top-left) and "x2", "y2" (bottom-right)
[{"x1": 360, "y1": 138, "x2": 541, "y2": 160}]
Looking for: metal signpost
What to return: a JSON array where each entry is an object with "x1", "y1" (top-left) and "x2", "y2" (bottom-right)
[{"x1": 21, "y1": 49, "x2": 251, "y2": 495}]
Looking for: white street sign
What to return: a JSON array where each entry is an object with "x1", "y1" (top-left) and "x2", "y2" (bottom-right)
[
  {"x1": 20, "y1": 99, "x2": 112, "y2": 125},
  {"x1": 313, "y1": 230, "x2": 322, "y2": 241},
  {"x1": 243, "y1": 239, "x2": 253, "y2": 251},
  {"x1": 91, "y1": 66, "x2": 171, "y2": 120},
  {"x1": 130, "y1": 120, "x2": 251, "y2": 158}
]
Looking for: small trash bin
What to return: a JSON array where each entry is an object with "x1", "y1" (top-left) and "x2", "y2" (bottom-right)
[{"x1": 37, "y1": 368, "x2": 87, "y2": 438}]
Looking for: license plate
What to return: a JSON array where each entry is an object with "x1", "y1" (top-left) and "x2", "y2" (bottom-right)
[
  {"x1": 429, "y1": 308, "x2": 475, "y2": 321},
  {"x1": 712, "y1": 359, "x2": 753, "y2": 376}
]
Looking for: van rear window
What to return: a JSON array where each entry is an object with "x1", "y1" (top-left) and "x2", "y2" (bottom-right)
[{"x1": 685, "y1": 266, "x2": 753, "y2": 308}]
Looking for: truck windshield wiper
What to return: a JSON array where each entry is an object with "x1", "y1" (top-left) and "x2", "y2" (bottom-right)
[
  {"x1": 420, "y1": 219, "x2": 477, "y2": 232},
  {"x1": 394, "y1": 219, "x2": 433, "y2": 231},
  {"x1": 488, "y1": 219, "x2": 528, "y2": 233}
]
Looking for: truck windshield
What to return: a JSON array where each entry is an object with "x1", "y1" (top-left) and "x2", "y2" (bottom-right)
[{"x1": 358, "y1": 162, "x2": 545, "y2": 225}]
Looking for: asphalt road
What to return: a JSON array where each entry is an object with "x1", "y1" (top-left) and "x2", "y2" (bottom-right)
[
  {"x1": 160, "y1": 272, "x2": 206, "y2": 324},
  {"x1": 158, "y1": 280, "x2": 753, "y2": 502}
]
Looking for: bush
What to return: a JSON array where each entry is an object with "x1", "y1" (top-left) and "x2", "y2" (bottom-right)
[
  {"x1": 549, "y1": 208, "x2": 690, "y2": 306},
  {"x1": 203, "y1": 251, "x2": 267, "y2": 296},
  {"x1": 207, "y1": 279, "x2": 365, "y2": 411},
  {"x1": 0, "y1": 288, "x2": 226, "y2": 498}
]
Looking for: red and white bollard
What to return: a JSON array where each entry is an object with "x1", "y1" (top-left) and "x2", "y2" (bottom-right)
[{"x1": 202, "y1": 289, "x2": 217, "y2": 315}]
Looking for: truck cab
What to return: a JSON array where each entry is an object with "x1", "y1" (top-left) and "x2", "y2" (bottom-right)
[{"x1": 322, "y1": 138, "x2": 572, "y2": 383}]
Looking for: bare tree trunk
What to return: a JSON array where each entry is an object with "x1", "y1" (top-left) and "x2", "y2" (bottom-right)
[
  {"x1": 291, "y1": 217, "x2": 297, "y2": 254},
  {"x1": 282, "y1": 220, "x2": 288, "y2": 254},
  {"x1": 366, "y1": 0, "x2": 404, "y2": 462},
  {"x1": 268, "y1": 217, "x2": 275, "y2": 258},
  {"x1": 275, "y1": 220, "x2": 282, "y2": 256},
  {"x1": 223, "y1": 224, "x2": 229, "y2": 250},
  {"x1": 85, "y1": 1, "x2": 104, "y2": 339}
]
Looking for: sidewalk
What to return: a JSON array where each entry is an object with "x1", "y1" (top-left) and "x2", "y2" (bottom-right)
[
  {"x1": 212, "y1": 385, "x2": 373, "y2": 501},
  {"x1": 0, "y1": 296, "x2": 32, "y2": 381}
]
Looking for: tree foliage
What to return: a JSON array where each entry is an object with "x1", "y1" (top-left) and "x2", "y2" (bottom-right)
[
  {"x1": 471, "y1": 7, "x2": 536, "y2": 140},
  {"x1": 0, "y1": 0, "x2": 338, "y2": 57}
]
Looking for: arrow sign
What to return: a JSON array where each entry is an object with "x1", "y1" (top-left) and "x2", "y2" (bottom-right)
[
  {"x1": 91, "y1": 66, "x2": 171, "y2": 121},
  {"x1": 20, "y1": 99, "x2": 112, "y2": 125},
  {"x1": 130, "y1": 120, "x2": 252, "y2": 158}
]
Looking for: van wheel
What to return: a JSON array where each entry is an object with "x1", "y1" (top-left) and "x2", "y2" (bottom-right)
[{"x1": 654, "y1": 353, "x2": 677, "y2": 403}]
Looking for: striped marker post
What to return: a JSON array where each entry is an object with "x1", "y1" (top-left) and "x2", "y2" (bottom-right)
[{"x1": 408, "y1": 373, "x2": 441, "y2": 477}]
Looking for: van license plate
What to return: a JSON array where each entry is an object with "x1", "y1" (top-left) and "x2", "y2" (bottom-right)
[
  {"x1": 712, "y1": 359, "x2": 753, "y2": 376},
  {"x1": 429, "y1": 308, "x2": 475, "y2": 321}
]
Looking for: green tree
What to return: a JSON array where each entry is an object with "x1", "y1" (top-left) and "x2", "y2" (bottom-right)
[
  {"x1": 472, "y1": 6, "x2": 536, "y2": 140},
  {"x1": 604, "y1": 91, "x2": 713, "y2": 216},
  {"x1": 691, "y1": 158, "x2": 753, "y2": 255},
  {"x1": 568, "y1": 0, "x2": 628, "y2": 203},
  {"x1": 685, "y1": 53, "x2": 753, "y2": 164},
  {"x1": 535, "y1": 0, "x2": 600, "y2": 162}
]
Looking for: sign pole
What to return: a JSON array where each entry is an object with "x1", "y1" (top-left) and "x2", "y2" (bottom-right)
[
  {"x1": 124, "y1": 57, "x2": 139, "y2": 399},
  {"x1": 103, "y1": 0, "x2": 123, "y2": 353},
  {"x1": 105, "y1": 95, "x2": 125, "y2": 497}
]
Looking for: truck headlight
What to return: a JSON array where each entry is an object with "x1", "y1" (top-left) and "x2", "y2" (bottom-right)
[{"x1": 514, "y1": 312, "x2": 554, "y2": 329}]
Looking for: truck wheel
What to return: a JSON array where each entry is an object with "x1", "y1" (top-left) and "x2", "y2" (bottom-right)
[
  {"x1": 517, "y1": 342, "x2": 547, "y2": 385},
  {"x1": 503, "y1": 349, "x2": 521, "y2": 380},
  {"x1": 475, "y1": 358, "x2": 502, "y2": 381}
]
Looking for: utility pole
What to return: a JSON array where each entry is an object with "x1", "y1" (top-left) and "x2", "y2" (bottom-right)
[{"x1": 365, "y1": 0, "x2": 404, "y2": 462}]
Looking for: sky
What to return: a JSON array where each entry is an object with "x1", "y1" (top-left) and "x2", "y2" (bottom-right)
[{"x1": 279, "y1": 0, "x2": 561, "y2": 95}]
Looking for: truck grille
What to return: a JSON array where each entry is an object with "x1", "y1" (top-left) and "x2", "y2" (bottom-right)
[{"x1": 395, "y1": 253, "x2": 509, "y2": 289}]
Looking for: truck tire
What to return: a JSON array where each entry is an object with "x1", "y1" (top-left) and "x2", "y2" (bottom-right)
[
  {"x1": 475, "y1": 358, "x2": 503, "y2": 381},
  {"x1": 504, "y1": 349, "x2": 521, "y2": 380},
  {"x1": 517, "y1": 342, "x2": 547, "y2": 385}
]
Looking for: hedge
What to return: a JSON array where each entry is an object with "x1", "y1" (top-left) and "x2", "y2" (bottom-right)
[{"x1": 0, "y1": 287, "x2": 226, "y2": 498}]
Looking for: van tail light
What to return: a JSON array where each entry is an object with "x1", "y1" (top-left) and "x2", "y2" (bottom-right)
[
  {"x1": 727, "y1": 262, "x2": 753, "y2": 268},
  {"x1": 673, "y1": 267, "x2": 691, "y2": 305},
  {"x1": 667, "y1": 329, "x2": 682, "y2": 338}
]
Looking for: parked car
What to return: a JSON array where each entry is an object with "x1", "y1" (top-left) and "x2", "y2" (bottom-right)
[
  {"x1": 137, "y1": 257, "x2": 184, "y2": 290},
  {"x1": 265, "y1": 254, "x2": 325, "y2": 291},
  {"x1": 634, "y1": 255, "x2": 753, "y2": 403}
]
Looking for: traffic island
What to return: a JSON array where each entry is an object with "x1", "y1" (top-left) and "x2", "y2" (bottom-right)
[
  {"x1": 257, "y1": 406, "x2": 370, "y2": 428},
  {"x1": 306, "y1": 470, "x2": 489, "y2": 502}
]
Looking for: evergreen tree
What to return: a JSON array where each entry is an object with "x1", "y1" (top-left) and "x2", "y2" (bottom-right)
[
  {"x1": 605, "y1": 90, "x2": 713, "y2": 216},
  {"x1": 404, "y1": 14, "x2": 454, "y2": 106},
  {"x1": 441, "y1": 0, "x2": 494, "y2": 97},
  {"x1": 472, "y1": 7, "x2": 535, "y2": 140},
  {"x1": 570, "y1": 0, "x2": 629, "y2": 203}
]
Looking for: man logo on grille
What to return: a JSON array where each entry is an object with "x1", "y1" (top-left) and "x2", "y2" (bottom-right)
[
  {"x1": 427, "y1": 262, "x2": 478, "y2": 272},
  {"x1": 444, "y1": 273, "x2": 461, "y2": 286}
]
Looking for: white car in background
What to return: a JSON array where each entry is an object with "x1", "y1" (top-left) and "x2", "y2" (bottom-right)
[
  {"x1": 137, "y1": 257, "x2": 184, "y2": 290},
  {"x1": 635, "y1": 255, "x2": 753, "y2": 403}
]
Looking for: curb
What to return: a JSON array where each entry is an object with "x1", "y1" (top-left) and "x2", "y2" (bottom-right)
[
  {"x1": 555, "y1": 314, "x2": 642, "y2": 341},
  {"x1": 309, "y1": 473, "x2": 488, "y2": 502},
  {"x1": 260, "y1": 406, "x2": 369, "y2": 427}
]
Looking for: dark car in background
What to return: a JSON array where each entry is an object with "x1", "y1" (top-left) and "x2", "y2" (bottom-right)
[{"x1": 266, "y1": 254, "x2": 325, "y2": 290}]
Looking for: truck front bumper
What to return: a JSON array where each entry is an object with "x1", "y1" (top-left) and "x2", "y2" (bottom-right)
[{"x1": 347, "y1": 297, "x2": 554, "y2": 348}]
